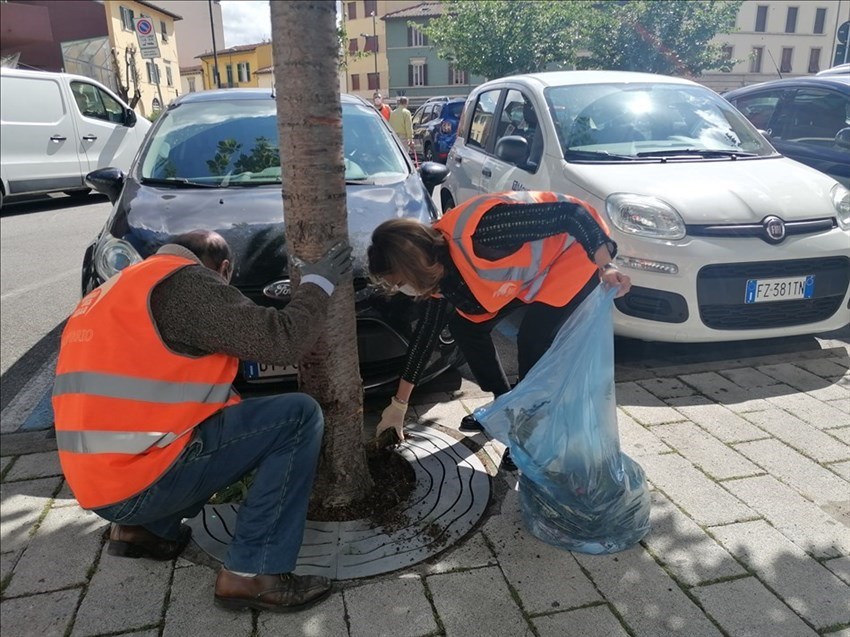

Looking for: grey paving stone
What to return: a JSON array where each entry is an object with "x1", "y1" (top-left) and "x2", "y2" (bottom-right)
[
  {"x1": 414, "y1": 399, "x2": 472, "y2": 430},
  {"x1": 574, "y1": 546, "x2": 723, "y2": 637},
  {"x1": 0, "y1": 588, "x2": 81, "y2": 637},
  {"x1": 825, "y1": 556, "x2": 850, "y2": 586},
  {"x1": 533, "y1": 604, "x2": 629, "y2": 637},
  {"x1": 427, "y1": 566, "x2": 530, "y2": 637},
  {"x1": 482, "y1": 490, "x2": 601, "y2": 614},
  {"x1": 796, "y1": 358, "x2": 850, "y2": 381},
  {"x1": 420, "y1": 531, "x2": 496, "y2": 575},
  {"x1": 638, "y1": 453, "x2": 755, "y2": 526},
  {"x1": 709, "y1": 520, "x2": 850, "y2": 629},
  {"x1": 722, "y1": 474, "x2": 850, "y2": 559},
  {"x1": 831, "y1": 427, "x2": 850, "y2": 445},
  {"x1": 51, "y1": 481, "x2": 76, "y2": 507},
  {"x1": 643, "y1": 491, "x2": 746, "y2": 586},
  {"x1": 0, "y1": 476, "x2": 61, "y2": 554},
  {"x1": 743, "y1": 408, "x2": 850, "y2": 464},
  {"x1": 257, "y1": 591, "x2": 347, "y2": 637},
  {"x1": 666, "y1": 397, "x2": 767, "y2": 443},
  {"x1": 71, "y1": 546, "x2": 172, "y2": 637},
  {"x1": 732, "y1": 438, "x2": 850, "y2": 505},
  {"x1": 449, "y1": 377, "x2": 493, "y2": 400},
  {"x1": 830, "y1": 397, "x2": 850, "y2": 415},
  {"x1": 1, "y1": 549, "x2": 21, "y2": 584},
  {"x1": 823, "y1": 628, "x2": 850, "y2": 637},
  {"x1": 3, "y1": 451, "x2": 62, "y2": 482},
  {"x1": 616, "y1": 411, "x2": 671, "y2": 457},
  {"x1": 636, "y1": 378, "x2": 698, "y2": 400},
  {"x1": 677, "y1": 372, "x2": 772, "y2": 412},
  {"x1": 830, "y1": 460, "x2": 850, "y2": 481},
  {"x1": 0, "y1": 455, "x2": 12, "y2": 476},
  {"x1": 616, "y1": 382, "x2": 688, "y2": 425},
  {"x1": 693, "y1": 576, "x2": 818, "y2": 637},
  {"x1": 719, "y1": 367, "x2": 782, "y2": 389},
  {"x1": 345, "y1": 576, "x2": 437, "y2": 637},
  {"x1": 5, "y1": 505, "x2": 105, "y2": 596},
  {"x1": 758, "y1": 363, "x2": 850, "y2": 401},
  {"x1": 652, "y1": 422, "x2": 762, "y2": 480},
  {"x1": 765, "y1": 391, "x2": 850, "y2": 430},
  {"x1": 163, "y1": 565, "x2": 251, "y2": 637}
]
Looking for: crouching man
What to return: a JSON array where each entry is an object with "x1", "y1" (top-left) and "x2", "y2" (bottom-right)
[{"x1": 52, "y1": 230, "x2": 351, "y2": 612}]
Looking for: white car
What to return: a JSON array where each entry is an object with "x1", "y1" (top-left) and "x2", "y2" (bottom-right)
[
  {"x1": 440, "y1": 71, "x2": 850, "y2": 343},
  {"x1": 0, "y1": 68, "x2": 150, "y2": 208}
]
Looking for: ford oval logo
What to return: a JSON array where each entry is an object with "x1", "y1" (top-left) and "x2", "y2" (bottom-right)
[
  {"x1": 263, "y1": 279, "x2": 292, "y2": 299},
  {"x1": 762, "y1": 216, "x2": 786, "y2": 243}
]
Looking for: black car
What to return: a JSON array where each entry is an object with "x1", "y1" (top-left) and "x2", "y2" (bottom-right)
[
  {"x1": 724, "y1": 76, "x2": 850, "y2": 187},
  {"x1": 82, "y1": 90, "x2": 457, "y2": 392}
]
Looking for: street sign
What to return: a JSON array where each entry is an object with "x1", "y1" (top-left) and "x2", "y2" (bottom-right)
[{"x1": 135, "y1": 17, "x2": 160, "y2": 60}]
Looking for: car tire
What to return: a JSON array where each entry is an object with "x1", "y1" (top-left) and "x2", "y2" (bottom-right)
[
  {"x1": 441, "y1": 191, "x2": 455, "y2": 213},
  {"x1": 64, "y1": 188, "x2": 92, "y2": 199},
  {"x1": 423, "y1": 143, "x2": 434, "y2": 162}
]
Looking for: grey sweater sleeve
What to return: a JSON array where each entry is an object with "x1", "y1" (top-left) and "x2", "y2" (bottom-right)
[{"x1": 150, "y1": 265, "x2": 331, "y2": 366}]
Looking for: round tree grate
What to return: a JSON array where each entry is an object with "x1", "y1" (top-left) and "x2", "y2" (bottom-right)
[{"x1": 186, "y1": 425, "x2": 490, "y2": 579}]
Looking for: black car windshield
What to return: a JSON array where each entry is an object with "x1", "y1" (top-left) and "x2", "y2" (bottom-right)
[
  {"x1": 140, "y1": 99, "x2": 409, "y2": 186},
  {"x1": 545, "y1": 83, "x2": 774, "y2": 161}
]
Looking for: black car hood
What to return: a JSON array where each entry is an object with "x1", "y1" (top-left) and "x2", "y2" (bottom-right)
[{"x1": 110, "y1": 173, "x2": 437, "y2": 289}]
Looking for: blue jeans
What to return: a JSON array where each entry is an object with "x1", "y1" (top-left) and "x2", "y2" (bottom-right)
[{"x1": 93, "y1": 393, "x2": 323, "y2": 574}]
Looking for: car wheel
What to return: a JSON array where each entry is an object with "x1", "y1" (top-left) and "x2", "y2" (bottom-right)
[
  {"x1": 64, "y1": 188, "x2": 92, "y2": 198},
  {"x1": 424, "y1": 143, "x2": 434, "y2": 162},
  {"x1": 0, "y1": 187, "x2": 4, "y2": 211},
  {"x1": 441, "y1": 191, "x2": 455, "y2": 213}
]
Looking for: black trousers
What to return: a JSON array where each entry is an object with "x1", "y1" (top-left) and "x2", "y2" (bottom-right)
[{"x1": 448, "y1": 274, "x2": 599, "y2": 397}]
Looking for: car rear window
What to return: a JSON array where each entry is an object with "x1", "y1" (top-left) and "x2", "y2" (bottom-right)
[
  {"x1": 140, "y1": 99, "x2": 409, "y2": 186},
  {"x1": 443, "y1": 102, "x2": 464, "y2": 119}
]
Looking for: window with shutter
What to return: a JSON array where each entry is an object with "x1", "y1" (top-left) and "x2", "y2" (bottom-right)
[
  {"x1": 368, "y1": 73, "x2": 380, "y2": 90},
  {"x1": 808, "y1": 48, "x2": 821, "y2": 73},
  {"x1": 160, "y1": 21, "x2": 168, "y2": 41},
  {"x1": 364, "y1": 0, "x2": 377, "y2": 16},
  {"x1": 349, "y1": 38, "x2": 358, "y2": 54},
  {"x1": 755, "y1": 5, "x2": 768, "y2": 32},
  {"x1": 785, "y1": 7, "x2": 798, "y2": 33},
  {"x1": 347, "y1": 2, "x2": 356, "y2": 20},
  {"x1": 814, "y1": 8, "x2": 826, "y2": 34},
  {"x1": 351, "y1": 74, "x2": 360, "y2": 90},
  {"x1": 780, "y1": 47, "x2": 793, "y2": 73}
]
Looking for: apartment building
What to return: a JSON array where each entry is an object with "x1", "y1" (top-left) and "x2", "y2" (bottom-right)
[{"x1": 197, "y1": 42, "x2": 272, "y2": 90}]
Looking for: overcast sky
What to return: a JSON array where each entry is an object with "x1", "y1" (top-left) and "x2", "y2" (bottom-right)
[{"x1": 220, "y1": 0, "x2": 271, "y2": 47}]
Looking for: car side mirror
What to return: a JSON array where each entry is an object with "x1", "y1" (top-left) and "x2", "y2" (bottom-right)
[
  {"x1": 835, "y1": 127, "x2": 850, "y2": 150},
  {"x1": 86, "y1": 167, "x2": 125, "y2": 204},
  {"x1": 496, "y1": 135, "x2": 530, "y2": 166},
  {"x1": 124, "y1": 108, "x2": 137, "y2": 128},
  {"x1": 419, "y1": 161, "x2": 449, "y2": 195}
]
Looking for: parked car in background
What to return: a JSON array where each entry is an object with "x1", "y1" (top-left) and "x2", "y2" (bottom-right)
[
  {"x1": 724, "y1": 75, "x2": 850, "y2": 187},
  {"x1": 0, "y1": 67, "x2": 150, "y2": 209},
  {"x1": 442, "y1": 71, "x2": 850, "y2": 343},
  {"x1": 82, "y1": 90, "x2": 456, "y2": 392},
  {"x1": 432, "y1": 98, "x2": 466, "y2": 163},
  {"x1": 817, "y1": 63, "x2": 850, "y2": 77},
  {"x1": 411, "y1": 96, "x2": 450, "y2": 160}
]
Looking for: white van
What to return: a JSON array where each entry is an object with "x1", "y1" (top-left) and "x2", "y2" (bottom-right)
[{"x1": 0, "y1": 68, "x2": 151, "y2": 208}]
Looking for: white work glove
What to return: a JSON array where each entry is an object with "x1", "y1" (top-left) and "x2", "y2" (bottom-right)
[{"x1": 375, "y1": 397, "x2": 408, "y2": 444}]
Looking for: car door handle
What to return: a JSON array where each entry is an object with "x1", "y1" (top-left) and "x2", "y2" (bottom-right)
[
  {"x1": 482, "y1": 167, "x2": 492, "y2": 178},
  {"x1": 453, "y1": 156, "x2": 463, "y2": 164},
  {"x1": 50, "y1": 135, "x2": 67, "y2": 142},
  {"x1": 82, "y1": 135, "x2": 98, "y2": 142}
]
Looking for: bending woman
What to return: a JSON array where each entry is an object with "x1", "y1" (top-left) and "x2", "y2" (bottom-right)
[{"x1": 368, "y1": 191, "x2": 631, "y2": 457}]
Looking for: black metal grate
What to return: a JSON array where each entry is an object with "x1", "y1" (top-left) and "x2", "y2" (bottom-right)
[
  {"x1": 699, "y1": 257, "x2": 849, "y2": 280},
  {"x1": 700, "y1": 297, "x2": 843, "y2": 329}
]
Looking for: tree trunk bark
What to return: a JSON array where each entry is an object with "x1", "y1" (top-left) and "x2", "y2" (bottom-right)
[{"x1": 271, "y1": 0, "x2": 372, "y2": 507}]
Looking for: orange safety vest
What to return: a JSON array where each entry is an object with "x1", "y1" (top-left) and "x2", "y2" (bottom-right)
[
  {"x1": 52, "y1": 254, "x2": 241, "y2": 509},
  {"x1": 379, "y1": 103, "x2": 391, "y2": 120},
  {"x1": 433, "y1": 191, "x2": 610, "y2": 323}
]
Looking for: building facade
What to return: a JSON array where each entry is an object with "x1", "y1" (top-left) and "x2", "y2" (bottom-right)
[
  {"x1": 700, "y1": 0, "x2": 848, "y2": 92},
  {"x1": 156, "y1": 0, "x2": 224, "y2": 94},
  {"x1": 197, "y1": 42, "x2": 273, "y2": 90}
]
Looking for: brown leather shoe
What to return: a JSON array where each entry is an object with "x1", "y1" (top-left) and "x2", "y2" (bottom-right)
[
  {"x1": 214, "y1": 569, "x2": 332, "y2": 613},
  {"x1": 107, "y1": 524, "x2": 192, "y2": 561}
]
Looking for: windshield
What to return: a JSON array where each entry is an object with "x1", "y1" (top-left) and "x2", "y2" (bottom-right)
[
  {"x1": 545, "y1": 83, "x2": 774, "y2": 161},
  {"x1": 140, "y1": 99, "x2": 409, "y2": 186}
]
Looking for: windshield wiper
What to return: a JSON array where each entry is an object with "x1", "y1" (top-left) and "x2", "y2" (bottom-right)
[
  {"x1": 345, "y1": 178, "x2": 377, "y2": 185},
  {"x1": 636, "y1": 149, "x2": 757, "y2": 158},
  {"x1": 141, "y1": 177, "x2": 218, "y2": 188},
  {"x1": 563, "y1": 149, "x2": 635, "y2": 161}
]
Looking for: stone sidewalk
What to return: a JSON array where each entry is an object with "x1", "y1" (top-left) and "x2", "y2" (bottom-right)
[{"x1": 1, "y1": 346, "x2": 849, "y2": 637}]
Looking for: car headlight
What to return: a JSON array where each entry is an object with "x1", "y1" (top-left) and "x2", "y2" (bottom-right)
[
  {"x1": 831, "y1": 183, "x2": 850, "y2": 230},
  {"x1": 94, "y1": 235, "x2": 142, "y2": 280},
  {"x1": 606, "y1": 194, "x2": 686, "y2": 240}
]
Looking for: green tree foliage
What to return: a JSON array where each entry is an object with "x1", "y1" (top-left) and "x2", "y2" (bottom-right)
[
  {"x1": 579, "y1": 0, "x2": 742, "y2": 76},
  {"x1": 419, "y1": 1, "x2": 593, "y2": 79},
  {"x1": 420, "y1": 0, "x2": 741, "y2": 79}
]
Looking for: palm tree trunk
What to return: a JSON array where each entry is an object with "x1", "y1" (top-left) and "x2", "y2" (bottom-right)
[{"x1": 271, "y1": 0, "x2": 372, "y2": 507}]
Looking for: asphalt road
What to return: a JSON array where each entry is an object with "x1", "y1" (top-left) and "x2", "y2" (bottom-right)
[{"x1": 1, "y1": 193, "x2": 847, "y2": 413}]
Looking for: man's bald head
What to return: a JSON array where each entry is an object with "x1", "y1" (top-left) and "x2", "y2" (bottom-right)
[{"x1": 170, "y1": 230, "x2": 233, "y2": 280}]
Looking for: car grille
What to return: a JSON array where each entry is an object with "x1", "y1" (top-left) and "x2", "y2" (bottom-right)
[
  {"x1": 688, "y1": 218, "x2": 835, "y2": 244},
  {"x1": 697, "y1": 257, "x2": 850, "y2": 330}
]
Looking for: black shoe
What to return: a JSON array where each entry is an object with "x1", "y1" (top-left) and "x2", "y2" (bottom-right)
[
  {"x1": 107, "y1": 523, "x2": 192, "y2": 561},
  {"x1": 500, "y1": 450, "x2": 517, "y2": 472},
  {"x1": 459, "y1": 414, "x2": 484, "y2": 432}
]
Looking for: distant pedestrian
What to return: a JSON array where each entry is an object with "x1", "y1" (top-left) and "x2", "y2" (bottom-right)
[
  {"x1": 53, "y1": 230, "x2": 353, "y2": 612},
  {"x1": 373, "y1": 91, "x2": 391, "y2": 120},
  {"x1": 389, "y1": 95, "x2": 414, "y2": 151}
]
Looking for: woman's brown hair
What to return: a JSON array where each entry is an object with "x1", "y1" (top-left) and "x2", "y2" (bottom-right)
[{"x1": 368, "y1": 218, "x2": 446, "y2": 297}]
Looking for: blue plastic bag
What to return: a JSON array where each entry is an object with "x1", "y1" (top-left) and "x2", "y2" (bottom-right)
[{"x1": 474, "y1": 285, "x2": 650, "y2": 554}]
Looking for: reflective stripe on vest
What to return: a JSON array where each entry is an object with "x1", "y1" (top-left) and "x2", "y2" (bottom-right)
[
  {"x1": 53, "y1": 371, "x2": 236, "y2": 404},
  {"x1": 56, "y1": 429, "x2": 190, "y2": 454}
]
